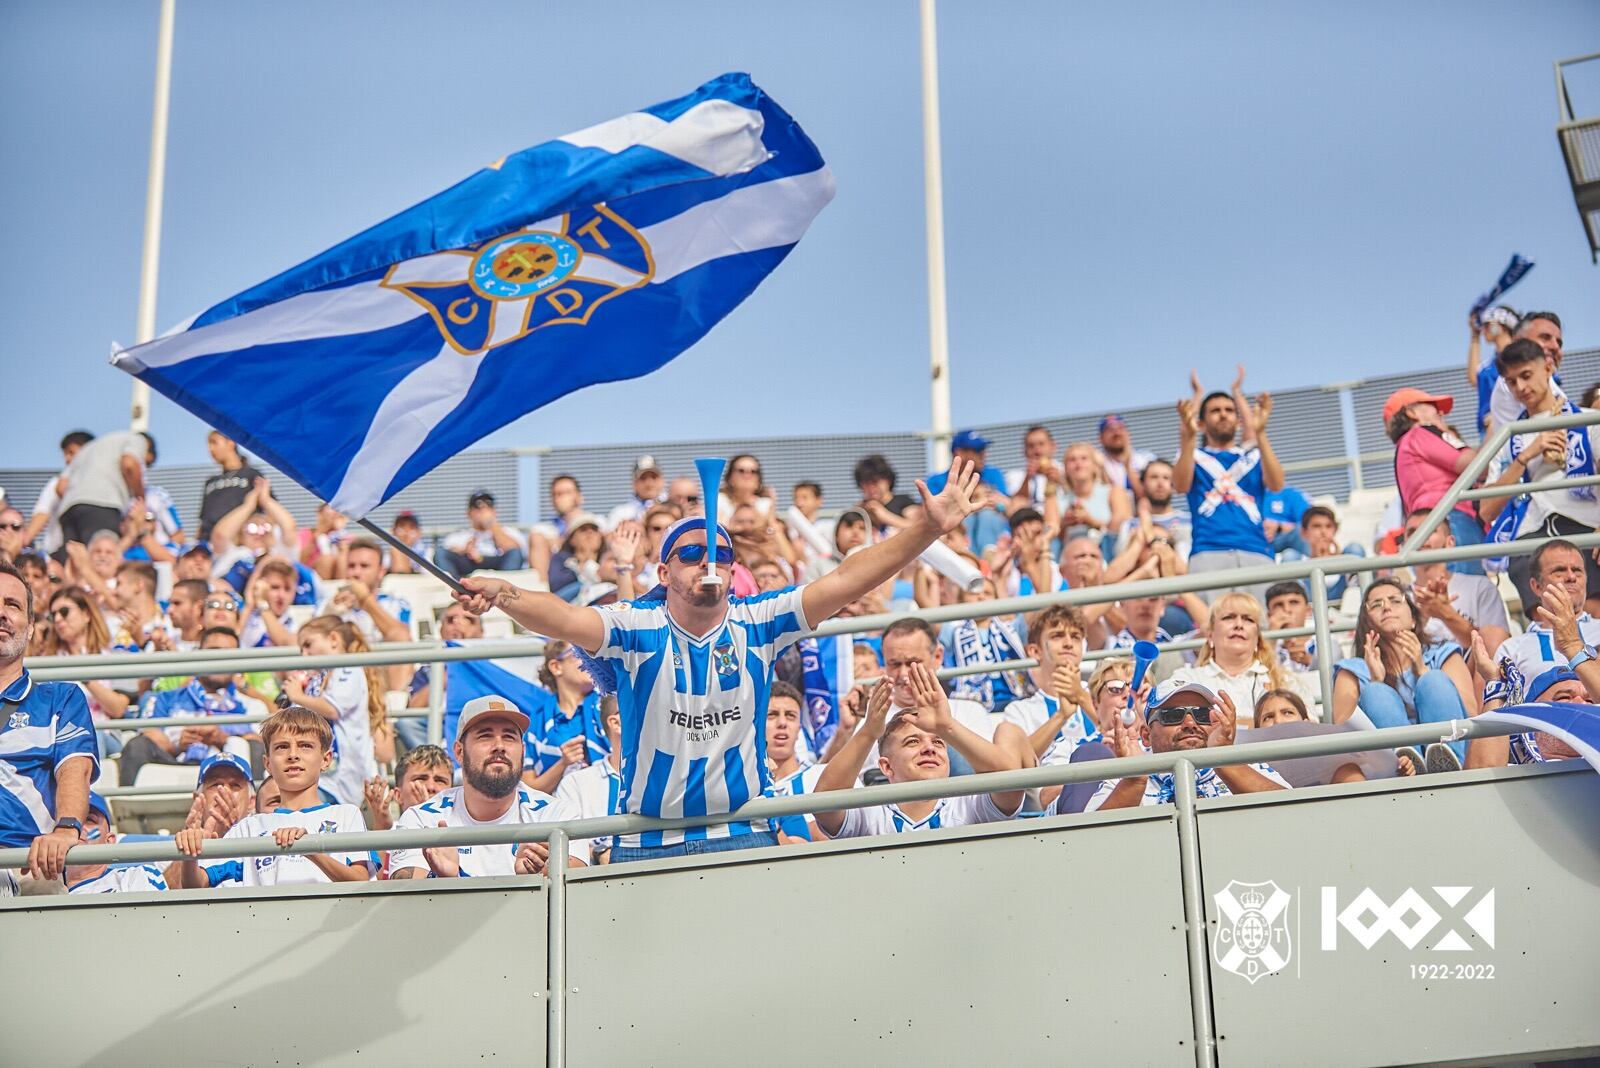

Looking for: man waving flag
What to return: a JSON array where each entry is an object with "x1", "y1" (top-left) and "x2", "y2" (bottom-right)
[{"x1": 111, "y1": 73, "x2": 832, "y2": 517}]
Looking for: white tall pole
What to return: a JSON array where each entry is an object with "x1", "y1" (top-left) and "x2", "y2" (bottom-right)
[
  {"x1": 919, "y1": 0, "x2": 953, "y2": 470},
  {"x1": 130, "y1": 0, "x2": 176, "y2": 434}
]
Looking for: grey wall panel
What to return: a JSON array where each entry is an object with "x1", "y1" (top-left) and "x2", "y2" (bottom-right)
[
  {"x1": 0, "y1": 880, "x2": 547, "y2": 1068},
  {"x1": 1200, "y1": 765, "x2": 1600, "y2": 1068},
  {"x1": 564, "y1": 813, "x2": 1198, "y2": 1067}
]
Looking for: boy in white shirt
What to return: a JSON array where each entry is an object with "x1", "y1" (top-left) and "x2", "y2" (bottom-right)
[
  {"x1": 390, "y1": 695, "x2": 587, "y2": 879},
  {"x1": 174, "y1": 707, "x2": 371, "y2": 887},
  {"x1": 762, "y1": 682, "x2": 825, "y2": 843},
  {"x1": 555, "y1": 697, "x2": 624, "y2": 863},
  {"x1": 815, "y1": 665, "x2": 1027, "y2": 839},
  {"x1": 280, "y1": 616, "x2": 378, "y2": 806}
]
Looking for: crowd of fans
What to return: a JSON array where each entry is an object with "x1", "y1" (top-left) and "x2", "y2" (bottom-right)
[{"x1": 1, "y1": 303, "x2": 1593, "y2": 896}]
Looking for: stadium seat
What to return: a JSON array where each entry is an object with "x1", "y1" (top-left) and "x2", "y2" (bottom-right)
[{"x1": 132, "y1": 764, "x2": 200, "y2": 791}]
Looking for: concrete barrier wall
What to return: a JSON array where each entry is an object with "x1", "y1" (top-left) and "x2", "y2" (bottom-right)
[{"x1": 4, "y1": 763, "x2": 1597, "y2": 1067}]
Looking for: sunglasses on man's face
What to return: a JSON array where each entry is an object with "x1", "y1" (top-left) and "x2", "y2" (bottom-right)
[
  {"x1": 0, "y1": 522, "x2": 22, "y2": 532},
  {"x1": 1149, "y1": 704, "x2": 1213, "y2": 727},
  {"x1": 672, "y1": 544, "x2": 734, "y2": 566}
]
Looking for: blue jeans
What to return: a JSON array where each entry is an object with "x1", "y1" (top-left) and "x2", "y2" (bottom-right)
[
  {"x1": 610, "y1": 830, "x2": 779, "y2": 864},
  {"x1": 1446, "y1": 510, "x2": 1485, "y2": 576},
  {"x1": 1358, "y1": 672, "x2": 1466, "y2": 762},
  {"x1": 435, "y1": 546, "x2": 527, "y2": 580}
]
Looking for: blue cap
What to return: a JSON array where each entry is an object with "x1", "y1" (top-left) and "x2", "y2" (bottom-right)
[
  {"x1": 1099, "y1": 413, "x2": 1127, "y2": 433},
  {"x1": 1527, "y1": 664, "x2": 1582, "y2": 702},
  {"x1": 87, "y1": 791, "x2": 111, "y2": 823},
  {"x1": 658, "y1": 517, "x2": 733, "y2": 564},
  {"x1": 951, "y1": 429, "x2": 990, "y2": 453},
  {"x1": 198, "y1": 752, "x2": 253, "y2": 785}
]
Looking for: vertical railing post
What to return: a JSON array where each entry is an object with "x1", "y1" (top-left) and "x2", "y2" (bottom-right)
[
  {"x1": 1335, "y1": 385, "x2": 1364, "y2": 494},
  {"x1": 1309, "y1": 567, "x2": 1335, "y2": 719},
  {"x1": 547, "y1": 827, "x2": 569, "y2": 1067},
  {"x1": 1172, "y1": 757, "x2": 1217, "y2": 1068},
  {"x1": 426, "y1": 661, "x2": 445, "y2": 745}
]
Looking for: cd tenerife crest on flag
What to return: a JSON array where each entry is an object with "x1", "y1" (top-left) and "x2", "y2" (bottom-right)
[
  {"x1": 386, "y1": 205, "x2": 655, "y2": 355},
  {"x1": 110, "y1": 72, "x2": 833, "y2": 518}
]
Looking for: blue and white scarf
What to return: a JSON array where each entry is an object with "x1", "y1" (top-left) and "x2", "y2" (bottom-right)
[{"x1": 1485, "y1": 396, "x2": 1596, "y2": 573}]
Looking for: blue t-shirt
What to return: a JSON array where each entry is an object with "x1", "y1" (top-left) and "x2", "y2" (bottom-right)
[
  {"x1": 0, "y1": 671, "x2": 100, "y2": 848},
  {"x1": 1474, "y1": 363, "x2": 1499, "y2": 432},
  {"x1": 1262, "y1": 486, "x2": 1311, "y2": 528},
  {"x1": 222, "y1": 557, "x2": 320, "y2": 606},
  {"x1": 925, "y1": 464, "x2": 1008, "y2": 496},
  {"x1": 1335, "y1": 639, "x2": 1462, "y2": 714},
  {"x1": 1186, "y1": 446, "x2": 1270, "y2": 556}
]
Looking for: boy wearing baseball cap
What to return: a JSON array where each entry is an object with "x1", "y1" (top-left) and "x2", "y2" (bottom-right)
[
  {"x1": 389, "y1": 695, "x2": 586, "y2": 879},
  {"x1": 167, "y1": 753, "x2": 255, "y2": 889},
  {"x1": 1087, "y1": 679, "x2": 1288, "y2": 811}
]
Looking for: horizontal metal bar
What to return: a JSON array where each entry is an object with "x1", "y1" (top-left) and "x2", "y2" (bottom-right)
[
  {"x1": 1457, "y1": 472, "x2": 1600, "y2": 502},
  {"x1": 10, "y1": 720, "x2": 1519, "y2": 869},
  {"x1": 31, "y1": 638, "x2": 545, "y2": 684}
]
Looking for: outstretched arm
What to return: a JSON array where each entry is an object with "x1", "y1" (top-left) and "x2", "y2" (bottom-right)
[
  {"x1": 453, "y1": 577, "x2": 606, "y2": 652},
  {"x1": 813, "y1": 681, "x2": 892, "y2": 837},
  {"x1": 803, "y1": 460, "x2": 982, "y2": 625}
]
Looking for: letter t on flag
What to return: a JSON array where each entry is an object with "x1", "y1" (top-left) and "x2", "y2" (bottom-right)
[{"x1": 111, "y1": 73, "x2": 833, "y2": 518}]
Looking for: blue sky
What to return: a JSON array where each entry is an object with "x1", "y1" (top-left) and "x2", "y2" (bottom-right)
[{"x1": 3, "y1": 0, "x2": 1597, "y2": 468}]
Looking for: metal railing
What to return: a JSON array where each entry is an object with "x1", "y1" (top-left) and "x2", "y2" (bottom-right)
[{"x1": 0, "y1": 719, "x2": 1528, "y2": 1068}]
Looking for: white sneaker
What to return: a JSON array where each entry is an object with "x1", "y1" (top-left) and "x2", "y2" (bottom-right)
[{"x1": 1424, "y1": 743, "x2": 1462, "y2": 775}]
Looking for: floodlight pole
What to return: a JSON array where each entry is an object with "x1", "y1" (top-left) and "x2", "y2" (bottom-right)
[
  {"x1": 920, "y1": 0, "x2": 953, "y2": 470},
  {"x1": 131, "y1": 0, "x2": 176, "y2": 434}
]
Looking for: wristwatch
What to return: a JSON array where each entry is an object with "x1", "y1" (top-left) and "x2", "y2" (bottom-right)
[
  {"x1": 53, "y1": 817, "x2": 84, "y2": 835},
  {"x1": 1568, "y1": 645, "x2": 1597, "y2": 670}
]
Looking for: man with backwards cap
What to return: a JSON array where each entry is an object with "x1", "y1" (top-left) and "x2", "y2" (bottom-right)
[
  {"x1": 389, "y1": 694, "x2": 586, "y2": 878},
  {"x1": 454, "y1": 459, "x2": 986, "y2": 861},
  {"x1": 1087, "y1": 678, "x2": 1289, "y2": 811}
]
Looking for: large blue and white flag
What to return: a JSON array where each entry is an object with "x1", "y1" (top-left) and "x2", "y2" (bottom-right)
[
  {"x1": 1477, "y1": 701, "x2": 1600, "y2": 774},
  {"x1": 112, "y1": 73, "x2": 833, "y2": 515}
]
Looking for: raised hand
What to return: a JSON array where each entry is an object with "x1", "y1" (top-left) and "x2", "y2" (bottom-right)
[
  {"x1": 609, "y1": 521, "x2": 644, "y2": 567},
  {"x1": 1392, "y1": 630, "x2": 1425, "y2": 673},
  {"x1": 363, "y1": 776, "x2": 392, "y2": 817},
  {"x1": 915, "y1": 459, "x2": 984, "y2": 534},
  {"x1": 1176, "y1": 396, "x2": 1200, "y2": 440},
  {"x1": 904, "y1": 662, "x2": 952, "y2": 734},
  {"x1": 1250, "y1": 392, "x2": 1274, "y2": 435},
  {"x1": 1467, "y1": 630, "x2": 1500, "y2": 681},
  {"x1": 1205, "y1": 691, "x2": 1238, "y2": 748},
  {"x1": 1107, "y1": 712, "x2": 1141, "y2": 760},
  {"x1": 1533, "y1": 583, "x2": 1584, "y2": 657},
  {"x1": 861, "y1": 676, "x2": 894, "y2": 738},
  {"x1": 559, "y1": 736, "x2": 588, "y2": 769},
  {"x1": 1362, "y1": 630, "x2": 1387, "y2": 684}
]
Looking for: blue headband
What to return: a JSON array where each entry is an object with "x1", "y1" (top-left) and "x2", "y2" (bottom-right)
[{"x1": 659, "y1": 517, "x2": 732, "y2": 563}]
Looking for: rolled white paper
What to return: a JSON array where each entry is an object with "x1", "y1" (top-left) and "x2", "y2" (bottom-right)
[
  {"x1": 785, "y1": 506, "x2": 836, "y2": 558},
  {"x1": 919, "y1": 537, "x2": 985, "y2": 594}
]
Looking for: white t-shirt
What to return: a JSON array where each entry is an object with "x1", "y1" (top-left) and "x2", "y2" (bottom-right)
[
  {"x1": 308, "y1": 667, "x2": 378, "y2": 806},
  {"x1": 1167, "y1": 661, "x2": 1322, "y2": 722},
  {"x1": 67, "y1": 864, "x2": 168, "y2": 895},
  {"x1": 441, "y1": 527, "x2": 529, "y2": 558},
  {"x1": 554, "y1": 757, "x2": 623, "y2": 861},
  {"x1": 30, "y1": 473, "x2": 67, "y2": 554},
  {"x1": 835, "y1": 791, "x2": 1018, "y2": 838},
  {"x1": 390, "y1": 784, "x2": 586, "y2": 876},
  {"x1": 220, "y1": 804, "x2": 370, "y2": 887},
  {"x1": 1001, "y1": 691, "x2": 1100, "y2": 765},
  {"x1": 1085, "y1": 762, "x2": 1289, "y2": 810},
  {"x1": 315, "y1": 591, "x2": 414, "y2": 644},
  {"x1": 1494, "y1": 617, "x2": 1600, "y2": 680}
]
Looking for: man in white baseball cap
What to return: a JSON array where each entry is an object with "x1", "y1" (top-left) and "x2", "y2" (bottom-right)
[
  {"x1": 388, "y1": 695, "x2": 586, "y2": 878},
  {"x1": 1087, "y1": 678, "x2": 1288, "y2": 810},
  {"x1": 607, "y1": 455, "x2": 667, "y2": 530}
]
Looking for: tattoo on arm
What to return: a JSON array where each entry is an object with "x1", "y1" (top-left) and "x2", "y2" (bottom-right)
[{"x1": 498, "y1": 587, "x2": 520, "y2": 605}]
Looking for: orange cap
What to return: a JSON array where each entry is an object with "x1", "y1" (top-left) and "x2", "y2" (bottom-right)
[{"x1": 1382, "y1": 387, "x2": 1454, "y2": 427}]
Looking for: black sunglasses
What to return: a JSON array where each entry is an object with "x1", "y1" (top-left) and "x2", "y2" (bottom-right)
[
  {"x1": 1149, "y1": 704, "x2": 1213, "y2": 727},
  {"x1": 0, "y1": 522, "x2": 22, "y2": 532}
]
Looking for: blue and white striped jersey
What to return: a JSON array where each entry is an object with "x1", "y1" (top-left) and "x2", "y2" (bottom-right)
[
  {"x1": 835, "y1": 792, "x2": 1018, "y2": 839},
  {"x1": 1001, "y1": 692, "x2": 1101, "y2": 766},
  {"x1": 0, "y1": 671, "x2": 99, "y2": 848},
  {"x1": 144, "y1": 485, "x2": 184, "y2": 552},
  {"x1": 68, "y1": 864, "x2": 168, "y2": 895},
  {"x1": 389, "y1": 784, "x2": 585, "y2": 876},
  {"x1": 591, "y1": 588, "x2": 813, "y2": 849},
  {"x1": 221, "y1": 803, "x2": 369, "y2": 886},
  {"x1": 768, "y1": 762, "x2": 825, "y2": 840}
]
